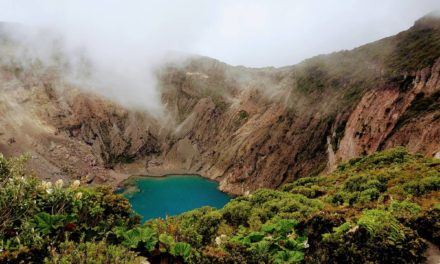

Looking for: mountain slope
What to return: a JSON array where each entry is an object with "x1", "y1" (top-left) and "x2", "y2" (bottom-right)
[
  {"x1": 150, "y1": 14, "x2": 440, "y2": 194},
  {"x1": 0, "y1": 14, "x2": 439, "y2": 194}
]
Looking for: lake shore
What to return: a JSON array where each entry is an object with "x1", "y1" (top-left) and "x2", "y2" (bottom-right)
[
  {"x1": 118, "y1": 175, "x2": 232, "y2": 221},
  {"x1": 116, "y1": 173, "x2": 233, "y2": 197},
  {"x1": 110, "y1": 160, "x2": 206, "y2": 188}
]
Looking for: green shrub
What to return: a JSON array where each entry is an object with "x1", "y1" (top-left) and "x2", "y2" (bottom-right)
[
  {"x1": 170, "y1": 242, "x2": 192, "y2": 260},
  {"x1": 44, "y1": 240, "x2": 144, "y2": 264},
  {"x1": 282, "y1": 185, "x2": 325, "y2": 198},
  {"x1": 357, "y1": 209, "x2": 405, "y2": 242},
  {"x1": 113, "y1": 226, "x2": 157, "y2": 251},
  {"x1": 231, "y1": 217, "x2": 306, "y2": 263},
  {"x1": 316, "y1": 209, "x2": 427, "y2": 263},
  {"x1": 388, "y1": 200, "x2": 422, "y2": 220},
  {"x1": 177, "y1": 207, "x2": 223, "y2": 246},
  {"x1": 0, "y1": 154, "x2": 138, "y2": 263},
  {"x1": 221, "y1": 199, "x2": 252, "y2": 226},
  {"x1": 403, "y1": 176, "x2": 440, "y2": 195},
  {"x1": 0, "y1": 147, "x2": 438, "y2": 263}
]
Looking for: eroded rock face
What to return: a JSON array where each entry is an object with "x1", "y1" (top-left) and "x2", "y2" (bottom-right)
[
  {"x1": 55, "y1": 94, "x2": 162, "y2": 166},
  {"x1": 0, "y1": 16, "x2": 440, "y2": 194},
  {"x1": 146, "y1": 60, "x2": 337, "y2": 194},
  {"x1": 335, "y1": 59, "x2": 440, "y2": 165},
  {"x1": 151, "y1": 56, "x2": 440, "y2": 194}
]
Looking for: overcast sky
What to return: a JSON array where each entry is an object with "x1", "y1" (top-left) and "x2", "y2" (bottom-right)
[
  {"x1": 1, "y1": 0, "x2": 440, "y2": 67},
  {"x1": 0, "y1": 0, "x2": 440, "y2": 66}
]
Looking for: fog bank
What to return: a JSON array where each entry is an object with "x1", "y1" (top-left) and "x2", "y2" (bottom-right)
[{"x1": 0, "y1": 0, "x2": 439, "y2": 115}]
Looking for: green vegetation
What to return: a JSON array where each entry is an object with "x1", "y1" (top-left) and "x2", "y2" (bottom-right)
[
  {"x1": 291, "y1": 15, "x2": 440, "y2": 119},
  {"x1": 292, "y1": 49, "x2": 382, "y2": 117},
  {"x1": 387, "y1": 21, "x2": 440, "y2": 73},
  {"x1": 393, "y1": 91, "x2": 440, "y2": 131},
  {"x1": 234, "y1": 110, "x2": 249, "y2": 127},
  {"x1": 0, "y1": 148, "x2": 438, "y2": 263},
  {"x1": 0, "y1": 154, "x2": 140, "y2": 263},
  {"x1": 44, "y1": 241, "x2": 143, "y2": 264}
]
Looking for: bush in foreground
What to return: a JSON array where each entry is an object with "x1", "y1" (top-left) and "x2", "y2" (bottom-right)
[{"x1": 0, "y1": 148, "x2": 438, "y2": 263}]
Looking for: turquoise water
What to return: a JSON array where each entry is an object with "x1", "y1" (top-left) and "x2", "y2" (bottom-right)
[{"x1": 120, "y1": 175, "x2": 232, "y2": 221}]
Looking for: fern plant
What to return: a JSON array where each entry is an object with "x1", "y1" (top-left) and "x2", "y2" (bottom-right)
[{"x1": 358, "y1": 209, "x2": 405, "y2": 243}]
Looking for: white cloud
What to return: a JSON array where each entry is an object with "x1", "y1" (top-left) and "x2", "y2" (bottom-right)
[
  {"x1": 195, "y1": 0, "x2": 440, "y2": 66},
  {"x1": 0, "y1": 0, "x2": 439, "y2": 115}
]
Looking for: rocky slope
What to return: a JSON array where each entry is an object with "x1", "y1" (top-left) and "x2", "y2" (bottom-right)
[{"x1": 0, "y1": 14, "x2": 440, "y2": 194}]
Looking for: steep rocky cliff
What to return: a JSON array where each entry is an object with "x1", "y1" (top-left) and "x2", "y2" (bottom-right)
[{"x1": 0, "y1": 15, "x2": 439, "y2": 194}]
